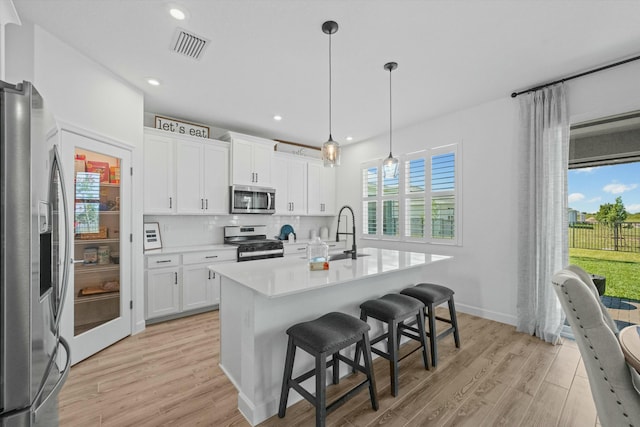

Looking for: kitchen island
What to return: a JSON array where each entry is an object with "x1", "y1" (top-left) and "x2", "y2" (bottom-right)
[{"x1": 210, "y1": 247, "x2": 452, "y2": 425}]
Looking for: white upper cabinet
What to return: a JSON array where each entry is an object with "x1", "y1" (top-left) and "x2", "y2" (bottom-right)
[
  {"x1": 307, "y1": 160, "x2": 336, "y2": 215},
  {"x1": 144, "y1": 127, "x2": 229, "y2": 215},
  {"x1": 176, "y1": 139, "x2": 229, "y2": 214},
  {"x1": 223, "y1": 132, "x2": 275, "y2": 187},
  {"x1": 143, "y1": 130, "x2": 176, "y2": 214},
  {"x1": 273, "y1": 153, "x2": 307, "y2": 215}
]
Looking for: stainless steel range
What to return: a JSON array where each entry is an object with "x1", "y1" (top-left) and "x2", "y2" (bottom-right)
[{"x1": 224, "y1": 225, "x2": 284, "y2": 262}]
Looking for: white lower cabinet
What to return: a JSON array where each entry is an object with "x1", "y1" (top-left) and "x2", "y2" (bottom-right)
[{"x1": 145, "y1": 249, "x2": 235, "y2": 321}]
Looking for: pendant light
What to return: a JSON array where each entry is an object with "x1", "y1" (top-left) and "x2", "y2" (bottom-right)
[
  {"x1": 383, "y1": 61, "x2": 399, "y2": 179},
  {"x1": 321, "y1": 20, "x2": 341, "y2": 167}
]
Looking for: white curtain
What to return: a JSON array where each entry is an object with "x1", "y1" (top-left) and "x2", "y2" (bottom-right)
[{"x1": 516, "y1": 84, "x2": 569, "y2": 344}]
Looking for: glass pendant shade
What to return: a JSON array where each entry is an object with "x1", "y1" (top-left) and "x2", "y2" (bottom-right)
[
  {"x1": 322, "y1": 135, "x2": 341, "y2": 167},
  {"x1": 383, "y1": 152, "x2": 399, "y2": 178}
]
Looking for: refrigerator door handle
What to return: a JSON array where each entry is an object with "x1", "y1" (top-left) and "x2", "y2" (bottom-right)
[
  {"x1": 52, "y1": 145, "x2": 71, "y2": 331},
  {"x1": 32, "y1": 336, "x2": 71, "y2": 423}
]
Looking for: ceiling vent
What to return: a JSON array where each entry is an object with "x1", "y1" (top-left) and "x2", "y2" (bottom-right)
[{"x1": 171, "y1": 28, "x2": 210, "y2": 60}]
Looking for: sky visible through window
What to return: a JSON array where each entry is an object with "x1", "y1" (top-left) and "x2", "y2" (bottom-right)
[{"x1": 568, "y1": 162, "x2": 640, "y2": 214}]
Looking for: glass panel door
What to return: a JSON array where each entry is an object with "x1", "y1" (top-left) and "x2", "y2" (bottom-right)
[
  {"x1": 72, "y1": 148, "x2": 121, "y2": 335},
  {"x1": 61, "y1": 130, "x2": 131, "y2": 364}
]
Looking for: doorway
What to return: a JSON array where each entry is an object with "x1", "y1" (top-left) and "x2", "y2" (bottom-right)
[
  {"x1": 60, "y1": 129, "x2": 132, "y2": 364},
  {"x1": 569, "y1": 111, "x2": 640, "y2": 328}
]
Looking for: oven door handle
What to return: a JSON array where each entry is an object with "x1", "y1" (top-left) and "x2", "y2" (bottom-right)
[{"x1": 267, "y1": 192, "x2": 272, "y2": 210}]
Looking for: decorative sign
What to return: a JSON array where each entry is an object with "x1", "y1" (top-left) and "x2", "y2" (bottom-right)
[
  {"x1": 155, "y1": 115, "x2": 210, "y2": 139},
  {"x1": 143, "y1": 222, "x2": 162, "y2": 251}
]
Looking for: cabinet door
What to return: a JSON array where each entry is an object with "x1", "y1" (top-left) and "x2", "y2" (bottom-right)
[
  {"x1": 203, "y1": 144, "x2": 229, "y2": 214},
  {"x1": 321, "y1": 166, "x2": 336, "y2": 215},
  {"x1": 143, "y1": 134, "x2": 175, "y2": 214},
  {"x1": 176, "y1": 141, "x2": 205, "y2": 214},
  {"x1": 182, "y1": 264, "x2": 213, "y2": 311},
  {"x1": 252, "y1": 143, "x2": 273, "y2": 186},
  {"x1": 288, "y1": 158, "x2": 307, "y2": 215},
  {"x1": 272, "y1": 156, "x2": 289, "y2": 214},
  {"x1": 231, "y1": 139, "x2": 255, "y2": 186},
  {"x1": 308, "y1": 162, "x2": 336, "y2": 216},
  {"x1": 146, "y1": 268, "x2": 180, "y2": 319}
]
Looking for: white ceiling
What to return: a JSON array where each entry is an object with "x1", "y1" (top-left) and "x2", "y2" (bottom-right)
[{"x1": 11, "y1": 0, "x2": 640, "y2": 147}]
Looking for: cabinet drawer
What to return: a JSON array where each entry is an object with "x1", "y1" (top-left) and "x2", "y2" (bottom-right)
[
  {"x1": 182, "y1": 249, "x2": 236, "y2": 265},
  {"x1": 284, "y1": 243, "x2": 308, "y2": 256},
  {"x1": 327, "y1": 241, "x2": 347, "y2": 252},
  {"x1": 146, "y1": 254, "x2": 180, "y2": 269}
]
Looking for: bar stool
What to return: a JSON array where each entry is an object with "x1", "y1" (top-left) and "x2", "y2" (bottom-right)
[
  {"x1": 401, "y1": 283, "x2": 460, "y2": 367},
  {"x1": 355, "y1": 293, "x2": 430, "y2": 396},
  {"x1": 278, "y1": 312, "x2": 378, "y2": 427}
]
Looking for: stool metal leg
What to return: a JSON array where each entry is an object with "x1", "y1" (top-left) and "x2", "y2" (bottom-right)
[
  {"x1": 316, "y1": 352, "x2": 327, "y2": 427},
  {"x1": 427, "y1": 303, "x2": 438, "y2": 367},
  {"x1": 361, "y1": 331, "x2": 379, "y2": 411},
  {"x1": 415, "y1": 310, "x2": 430, "y2": 369},
  {"x1": 388, "y1": 319, "x2": 399, "y2": 397},
  {"x1": 278, "y1": 336, "x2": 297, "y2": 418},
  {"x1": 449, "y1": 296, "x2": 460, "y2": 348}
]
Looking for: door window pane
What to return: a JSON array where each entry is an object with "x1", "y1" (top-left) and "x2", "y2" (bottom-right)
[
  {"x1": 405, "y1": 197, "x2": 425, "y2": 238},
  {"x1": 383, "y1": 200, "x2": 399, "y2": 236},
  {"x1": 431, "y1": 195, "x2": 455, "y2": 239}
]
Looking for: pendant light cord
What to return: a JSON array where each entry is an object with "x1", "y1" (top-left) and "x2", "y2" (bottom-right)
[
  {"x1": 328, "y1": 31, "x2": 333, "y2": 139},
  {"x1": 389, "y1": 66, "x2": 392, "y2": 154}
]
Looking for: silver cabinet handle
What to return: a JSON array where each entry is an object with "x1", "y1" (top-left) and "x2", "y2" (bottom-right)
[
  {"x1": 174, "y1": 272, "x2": 178, "y2": 285},
  {"x1": 208, "y1": 270, "x2": 211, "y2": 280},
  {"x1": 201, "y1": 198, "x2": 204, "y2": 209},
  {"x1": 206, "y1": 199, "x2": 209, "y2": 210},
  {"x1": 212, "y1": 272, "x2": 216, "y2": 279},
  {"x1": 255, "y1": 173, "x2": 258, "y2": 182},
  {"x1": 297, "y1": 247, "x2": 306, "y2": 251},
  {"x1": 169, "y1": 197, "x2": 172, "y2": 208},
  {"x1": 205, "y1": 255, "x2": 218, "y2": 259},
  {"x1": 156, "y1": 259, "x2": 172, "y2": 263}
]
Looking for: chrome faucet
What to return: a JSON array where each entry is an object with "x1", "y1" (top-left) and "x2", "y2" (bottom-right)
[{"x1": 336, "y1": 205, "x2": 357, "y2": 259}]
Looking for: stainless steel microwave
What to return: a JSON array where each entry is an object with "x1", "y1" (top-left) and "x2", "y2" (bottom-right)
[{"x1": 230, "y1": 185, "x2": 276, "y2": 214}]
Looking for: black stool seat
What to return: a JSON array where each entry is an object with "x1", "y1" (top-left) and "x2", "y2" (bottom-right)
[
  {"x1": 401, "y1": 283, "x2": 460, "y2": 367},
  {"x1": 359, "y1": 293, "x2": 424, "y2": 321},
  {"x1": 402, "y1": 283, "x2": 454, "y2": 305},
  {"x1": 356, "y1": 293, "x2": 429, "y2": 396},
  {"x1": 279, "y1": 312, "x2": 378, "y2": 427},
  {"x1": 287, "y1": 312, "x2": 370, "y2": 353}
]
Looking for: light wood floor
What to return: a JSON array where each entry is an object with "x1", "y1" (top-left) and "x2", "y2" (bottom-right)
[{"x1": 59, "y1": 309, "x2": 600, "y2": 426}]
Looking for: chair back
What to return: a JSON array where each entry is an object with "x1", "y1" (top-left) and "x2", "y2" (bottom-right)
[{"x1": 552, "y1": 266, "x2": 640, "y2": 426}]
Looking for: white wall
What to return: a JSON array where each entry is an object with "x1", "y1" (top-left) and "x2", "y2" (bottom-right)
[
  {"x1": 337, "y1": 60, "x2": 640, "y2": 326},
  {"x1": 6, "y1": 23, "x2": 147, "y2": 334}
]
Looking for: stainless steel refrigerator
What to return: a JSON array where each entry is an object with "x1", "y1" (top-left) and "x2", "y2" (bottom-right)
[{"x1": 1, "y1": 81, "x2": 71, "y2": 426}]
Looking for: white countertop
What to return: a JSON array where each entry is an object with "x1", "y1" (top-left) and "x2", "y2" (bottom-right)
[{"x1": 210, "y1": 247, "x2": 451, "y2": 298}]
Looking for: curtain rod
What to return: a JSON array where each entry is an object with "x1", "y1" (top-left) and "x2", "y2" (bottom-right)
[{"x1": 510, "y1": 53, "x2": 640, "y2": 98}]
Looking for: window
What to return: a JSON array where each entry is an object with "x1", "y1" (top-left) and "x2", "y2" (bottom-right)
[
  {"x1": 362, "y1": 143, "x2": 460, "y2": 245},
  {"x1": 74, "y1": 172, "x2": 100, "y2": 234}
]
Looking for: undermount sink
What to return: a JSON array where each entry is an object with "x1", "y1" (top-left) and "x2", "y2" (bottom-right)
[{"x1": 328, "y1": 253, "x2": 370, "y2": 261}]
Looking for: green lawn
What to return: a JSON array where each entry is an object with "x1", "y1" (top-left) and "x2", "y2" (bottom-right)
[{"x1": 569, "y1": 248, "x2": 640, "y2": 301}]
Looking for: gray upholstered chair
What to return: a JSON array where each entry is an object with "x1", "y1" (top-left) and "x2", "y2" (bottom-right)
[{"x1": 552, "y1": 266, "x2": 640, "y2": 426}]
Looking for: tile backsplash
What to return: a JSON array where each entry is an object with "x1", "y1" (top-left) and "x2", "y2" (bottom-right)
[{"x1": 143, "y1": 215, "x2": 336, "y2": 248}]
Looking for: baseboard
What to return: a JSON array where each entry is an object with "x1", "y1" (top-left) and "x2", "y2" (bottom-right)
[{"x1": 455, "y1": 302, "x2": 517, "y2": 327}]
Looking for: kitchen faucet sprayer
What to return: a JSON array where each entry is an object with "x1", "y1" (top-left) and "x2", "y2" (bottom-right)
[{"x1": 336, "y1": 205, "x2": 357, "y2": 259}]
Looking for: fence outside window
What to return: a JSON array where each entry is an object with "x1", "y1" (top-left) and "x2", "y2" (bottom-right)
[{"x1": 568, "y1": 222, "x2": 640, "y2": 253}]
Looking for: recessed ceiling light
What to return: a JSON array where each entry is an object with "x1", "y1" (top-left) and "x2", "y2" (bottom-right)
[
  {"x1": 147, "y1": 78, "x2": 161, "y2": 86},
  {"x1": 273, "y1": 115, "x2": 282, "y2": 121},
  {"x1": 346, "y1": 136, "x2": 353, "y2": 141},
  {"x1": 169, "y1": 7, "x2": 186, "y2": 20}
]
